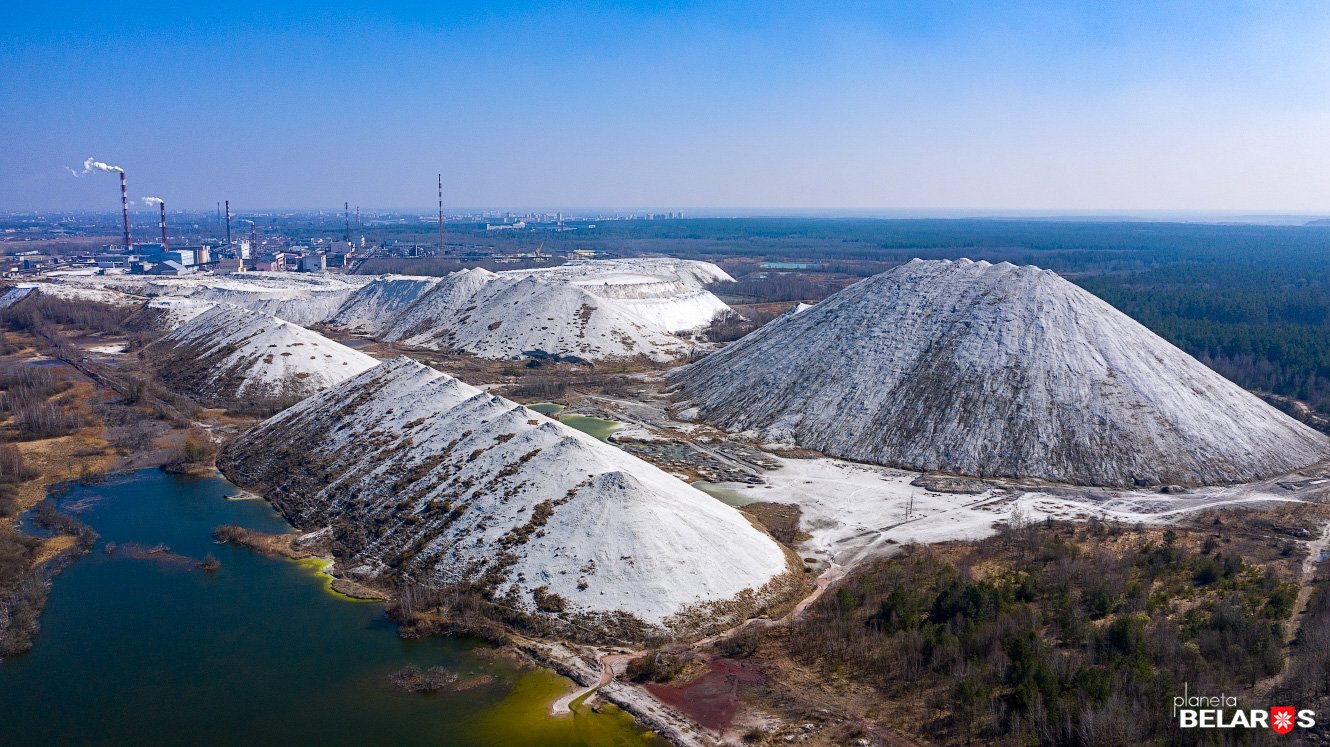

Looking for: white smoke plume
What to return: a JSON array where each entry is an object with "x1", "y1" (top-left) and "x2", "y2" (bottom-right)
[
  {"x1": 141, "y1": 197, "x2": 164, "y2": 206},
  {"x1": 64, "y1": 166, "x2": 81, "y2": 177},
  {"x1": 81, "y1": 157, "x2": 124, "y2": 174}
]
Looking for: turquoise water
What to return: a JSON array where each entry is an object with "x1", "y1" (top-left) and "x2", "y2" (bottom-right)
[
  {"x1": 0, "y1": 470, "x2": 662, "y2": 746},
  {"x1": 559, "y1": 415, "x2": 621, "y2": 442},
  {"x1": 527, "y1": 402, "x2": 566, "y2": 416},
  {"x1": 525, "y1": 403, "x2": 621, "y2": 442},
  {"x1": 690, "y1": 481, "x2": 755, "y2": 507}
]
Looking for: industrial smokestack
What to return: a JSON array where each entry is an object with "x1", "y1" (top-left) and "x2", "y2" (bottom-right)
[
  {"x1": 77, "y1": 158, "x2": 131, "y2": 250},
  {"x1": 225, "y1": 200, "x2": 231, "y2": 246},
  {"x1": 120, "y1": 172, "x2": 132, "y2": 251},
  {"x1": 75, "y1": 158, "x2": 129, "y2": 248},
  {"x1": 344, "y1": 202, "x2": 350, "y2": 242},
  {"x1": 143, "y1": 197, "x2": 167, "y2": 249},
  {"x1": 437, "y1": 173, "x2": 445, "y2": 256}
]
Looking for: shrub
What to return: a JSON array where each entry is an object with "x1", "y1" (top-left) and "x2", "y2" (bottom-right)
[
  {"x1": 14, "y1": 403, "x2": 84, "y2": 440},
  {"x1": 0, "y1": 444, "x2": 33, "y2": 483},
  {"x1": 163, "y1": 428, "x2": 217, "y2": 472},
  {"x1": 532, "y1": 585, "x2": 568, "y2": 613},
  {"x1": 625, "y1": 649, "x2": 689, "y2": 682}
]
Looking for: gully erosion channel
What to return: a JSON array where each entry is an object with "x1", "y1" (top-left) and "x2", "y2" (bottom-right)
[{"x1": 0, "y1": 469, "x2": 663, "y2": 746}]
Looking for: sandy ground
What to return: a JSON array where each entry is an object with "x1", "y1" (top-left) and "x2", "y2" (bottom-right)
[{"x1": 677, "y1": 454, "x2": 1330, "y2": 571}]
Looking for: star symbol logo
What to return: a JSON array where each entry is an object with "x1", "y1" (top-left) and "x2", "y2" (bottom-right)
[{"x1": 1271, "y1": 706, "x2": 1296, "y2": 734}]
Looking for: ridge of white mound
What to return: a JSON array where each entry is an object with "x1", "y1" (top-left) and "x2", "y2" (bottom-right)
[
  {"x1": 151, "y1": 304, "x2": 377, "y2": 402},
  {"x1": 364, "y1": 259, "x2": 735, "y2": 361},
  {"x1": 61, "y1": 272, "x2": 369, "y2": 326},
  {"x1": 1, "y1": 282, "x2": 143, "y2": 308}
]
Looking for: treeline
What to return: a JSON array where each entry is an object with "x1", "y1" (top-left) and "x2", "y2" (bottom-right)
[
  {"x1": 1276, "y1": 578, "x2": 1330, "y2": 715},
  {"x1": 0, "y1": 294, "x2": 131, "y2": 348},
  {"x1": 0, "y1": 294, "x2": 155, "y2": 658},
  {"x1": 708, "y1": 274, "x2": 850, "y2": 305},
  {"x1": 774, "y1": 520, "x2": 1297, "y2": 746},
  {"x1": 559, "y1": 218, "x2": 1330, "y2": 271},
  {"x1": 1077, "y1": 266, "x2": 1330, "y2": 414}
]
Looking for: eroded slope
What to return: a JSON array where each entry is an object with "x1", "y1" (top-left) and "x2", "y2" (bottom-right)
[{"x1": 218, "y1": 357, "x2": 793, "y2": 639}]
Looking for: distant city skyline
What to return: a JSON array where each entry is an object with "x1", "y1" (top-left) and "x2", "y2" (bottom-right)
[{"x1": 4, "y1": 2, "x2": 1330, "y2": 212}]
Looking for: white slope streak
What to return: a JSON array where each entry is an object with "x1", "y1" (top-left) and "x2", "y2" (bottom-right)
[
  {"x1": 368, "y1": 259, "x2": 734, "y2": 362},
  {"x1": 143, "y1": 297, "x2": 215, "y2": 329},
  {"x1": 671, "y1": 258, "x2": 1330, "y2": 487},
  {"x1": 326, "y1": 274, "x2": 443, "y2": 334},
  {"x1": 219, "y1": 357, "x2": 789, "y2": 633},
  {"x1": 0, "y1": 286, "x2": 35, "y2": 309},
  {"x1": 153, "y1": 304, "x2": 377, "y2": 401}
]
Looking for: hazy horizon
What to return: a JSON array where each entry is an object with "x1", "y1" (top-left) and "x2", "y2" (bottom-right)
[
  {"x1": 9, "y1": 207, "x2": 1330, "y2": 226},
  {"x1": 5, "y1": 2, "x2": 1330, "y2": 213}
]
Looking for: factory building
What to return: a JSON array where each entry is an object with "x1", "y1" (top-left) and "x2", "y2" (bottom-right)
[{"x1": 298, "y1": 253, "x2": 326, "y2": 272}]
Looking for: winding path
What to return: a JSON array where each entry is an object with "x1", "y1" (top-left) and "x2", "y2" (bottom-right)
[{"x1": 548, "y1": 561, "x2": 845, "y2": 718}]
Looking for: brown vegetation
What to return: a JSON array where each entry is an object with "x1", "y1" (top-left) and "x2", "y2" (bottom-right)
[
  {"x1": 741, "y1": 503, "x2": 807, "y2": 546},
  {"x1": 161, "y1": 428, "x2": 218, "y2": 474},
  {"x1": 708, "y1": 516, "x2": 1320, "y2": 746},
  {"x1": 388, "y1": 664, "x2": 463, "y2": 693},
  {"x1": 703, "y1": 307, "x2": 786, "y2": 343}
]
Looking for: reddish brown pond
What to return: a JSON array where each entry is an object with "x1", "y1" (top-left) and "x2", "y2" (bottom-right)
[{"x1": 644, "y1": 658, "x2": 765, "y2": 731}]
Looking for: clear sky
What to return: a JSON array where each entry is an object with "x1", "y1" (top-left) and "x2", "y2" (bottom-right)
[{"x1": 4, "y1": 1, "x2": 1330, "y2": 213}]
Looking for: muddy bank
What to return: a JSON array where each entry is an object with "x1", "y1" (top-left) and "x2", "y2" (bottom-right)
[
  {"x1": 514, "y1": 636, "x2": 714, "y2": 747},
  {"x1": 210, "y1": 524, "x2": 388, "y2": 601}
]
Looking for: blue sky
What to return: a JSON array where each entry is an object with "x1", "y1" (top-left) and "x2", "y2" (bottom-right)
[{"x1": 4, "y1": 1, "x2": 1330, "y2": 212}]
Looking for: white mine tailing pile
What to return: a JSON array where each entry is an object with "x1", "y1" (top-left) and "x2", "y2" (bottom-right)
[
  {"x1": 62, "y1": 272, "x2": 370, "y2": 326},
  {"x1": 325, "y1": 275, "x2": 443, "y2": 334},
  {"x1": 0, "y1": 286, "x2": 36, "y2": 309},
  {"x1": 52, "y1": 258, "x2": 736, "y2": 362},
  {"x1": 670, "y1": 258, "x2": 1330, "y2": 487},
  {"x1": 1, "y1": 282, "x2": 144, "y2": 309},
  {"x1": 151, "y1": 304, "x2": 377, "y2": 402},
  {"x1": 218, "y1": 356, "x2": 791, "y2": 638},
  {"x1": 346, "y1": 258, "x2": 736, "y2": 362}
]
